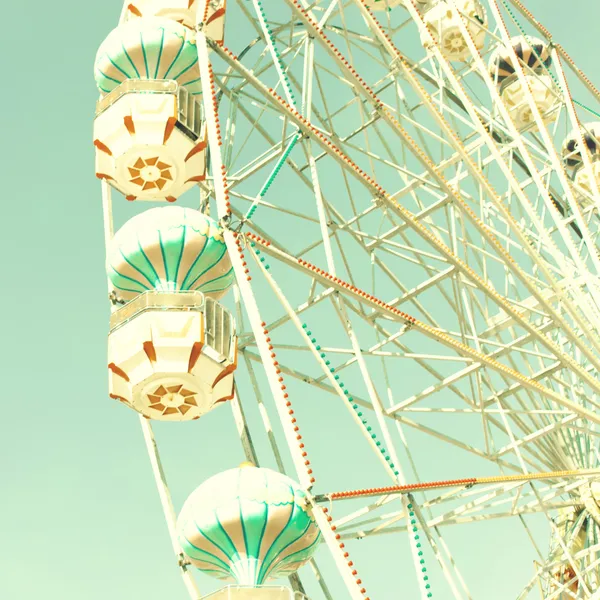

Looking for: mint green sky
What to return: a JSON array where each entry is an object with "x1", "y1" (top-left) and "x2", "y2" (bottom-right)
[{"x1": 0, "y1": 1, "x2": 598, "y2": 599}]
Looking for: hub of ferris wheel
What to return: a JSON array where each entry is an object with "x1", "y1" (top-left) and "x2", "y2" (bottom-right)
[{"x1": 91, "y1": 0, "x2": 600, "y2": 598}]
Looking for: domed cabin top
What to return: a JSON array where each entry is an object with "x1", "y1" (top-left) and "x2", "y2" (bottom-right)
[
  {"x1": 420, "y1": 0, "x2": 487, "y2": 62},
  {"x1": 107, "y1": 206, "x2": 234, "y2": 302},
  {"x1": 177, "y1": 465, "x2": 321, "y2": 586},
  {"x1": 488, "y1": 36, "x2": 552, "y2": 90},
  {"x1": 94, "y1": 17, "x2": 202, "y2": 96},
  {"x1": 562, "y1": 122, "x2": 600, "y2": 172}
]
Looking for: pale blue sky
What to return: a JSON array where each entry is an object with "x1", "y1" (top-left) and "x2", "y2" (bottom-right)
[{"x1": 1, "y1": 2, "x2": 599, "y2": 599}]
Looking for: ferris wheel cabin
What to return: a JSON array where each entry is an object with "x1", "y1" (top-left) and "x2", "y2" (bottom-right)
[
  {"x1": 366, "y1": 0, "x2": 488, "y2": 62},
  {"x1": 421, "y1": 0, "x2": 487, "y2": 62},
  {"x1": 94, "y1": 80, "x2": 207, "y2": 202},
  {"x1": 562, "y1": 122, "x2": 600, "y2": 205},
  {"x1": 106, "y1": 206, "x2": 236, "y2": 421},
  {"x1": 488, "y1": 36, "x2": 560, "y2": 130},
  {"x1": 108, "y1": 290, "x2": 236, "y2": 421},
  {"x1": 177, "y1": 466, "x2": 321, "y2": 594},
  {"x1": 93, "y1": 13, "x2": 212, "y2": 202}
]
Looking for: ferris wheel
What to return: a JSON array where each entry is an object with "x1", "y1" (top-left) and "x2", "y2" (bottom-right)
[{"x1": 92, "y1": 0, "x2": 600, "y2": 598}]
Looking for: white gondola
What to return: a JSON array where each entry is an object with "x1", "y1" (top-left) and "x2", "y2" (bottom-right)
[
  {"x1": 562, "y1": 121, "x2": 600, "y2": 205},
  {"x1": 421, "y1": 0, "x2": 487, "y2": 62},
  {"x1": 94, "y1": 80, "x2": 207, "y2": 202},
  {"x1": 489, "y1": 36, "x2": 560, "y2": 130},
  {"x1": 108, "y1": 291, "x2": 237, "y2": 421},
  {"x1": 106, "y1": 207, "x2": 235, "y2": 421},
  {"x1": 178, "y1": 466, "x2": 320, "y2": 586},
  {"x1": 93, "y1": 18, "x2": 207, "y2": 201}
]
